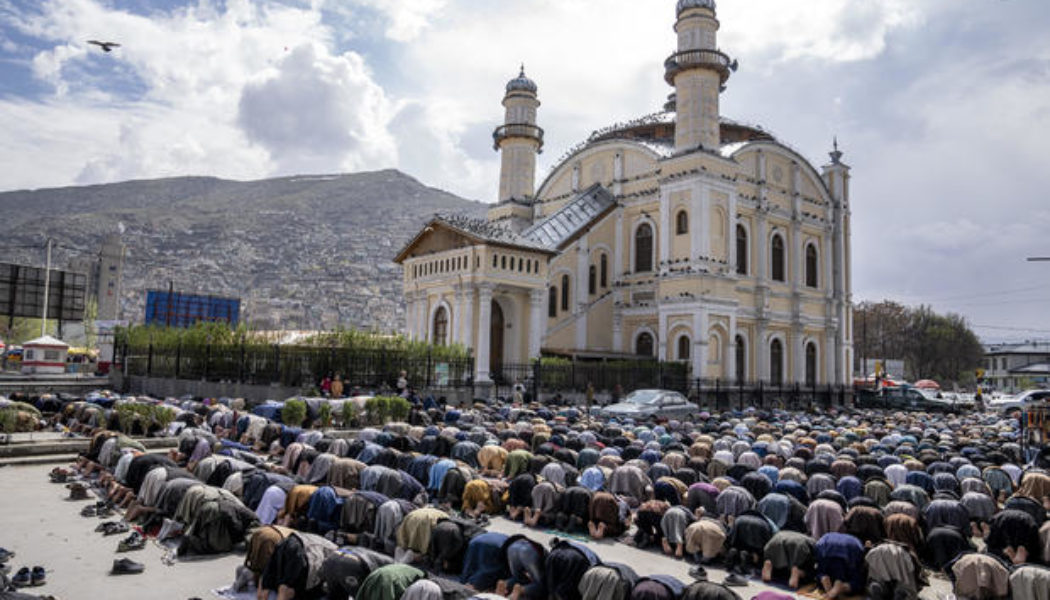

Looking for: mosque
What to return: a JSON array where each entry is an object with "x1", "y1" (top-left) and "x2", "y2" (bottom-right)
[{"x1": 395, "y1": 0, "x2": 853, "y2": 389}]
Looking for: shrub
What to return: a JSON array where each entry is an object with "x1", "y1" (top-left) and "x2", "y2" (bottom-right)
[
  {"x1": 281, "y1": 399, "x2": 307, "y2": 427},
  {"x1": 364, "y1": 395, "x2": 410, "y2": 425},
  {"x1": 340, "y1": 401, "x2": 357, "y2": 427},
  {"x1": 318, "y1": 403, "x2": 332, "y2": 428}
]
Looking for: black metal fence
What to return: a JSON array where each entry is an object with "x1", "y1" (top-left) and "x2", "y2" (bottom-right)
[
  {"x1": 491, "y1": 361, "x2": 855, "y2": 410},
  {"x1": 492, "y1": 360, "x2": 690, "y2": 400},
  {"x1": 116, "y1": 343, "x2": 475, "y2": 391},
  {"x1": 687, "y1": 378, "x2": 855, "y2": 411}
]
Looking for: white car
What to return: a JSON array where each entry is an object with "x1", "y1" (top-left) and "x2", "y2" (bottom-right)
[{"x1": 989, "y1": 389, "x2": 1050, "y2": 412}]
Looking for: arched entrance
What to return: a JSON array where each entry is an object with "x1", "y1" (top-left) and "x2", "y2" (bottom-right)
[{"x1": 489, "y1": 300, "x2": 504, "y2": 378}]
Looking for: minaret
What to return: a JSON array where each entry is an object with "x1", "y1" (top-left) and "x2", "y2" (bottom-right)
[
  {"x1": 821, "y1": 138, "x2": 852, "y2": 384},
  {"x1": 493, "y1": 66, "x2": 543, "y2": 203},
  {"x1": 665, "y1": 0, "x2": 736, "y2": 153}
]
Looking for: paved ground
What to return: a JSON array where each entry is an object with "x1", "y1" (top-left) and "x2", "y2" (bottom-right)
[
  {"x1": 0, "y1": 462, "x2": 953, "y2": 599},
  {"x1": 0, "y1": 463, "x2": 243, "y2": 600}
]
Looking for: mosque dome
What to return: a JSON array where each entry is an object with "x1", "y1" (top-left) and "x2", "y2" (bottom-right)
[
  {"x1": 676, "y1": 0, "x2": 715, "y2": 15},
  {"x1": 506, "y1": 66, "x2": 538, "y2": 94}
]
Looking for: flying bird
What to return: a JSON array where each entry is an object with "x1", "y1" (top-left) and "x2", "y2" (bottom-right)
[{"x1": 87, "y1": 40, "x2": 121, "y2": 52}]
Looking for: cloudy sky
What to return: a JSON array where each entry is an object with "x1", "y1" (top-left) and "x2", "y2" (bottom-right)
[{"x1": 1, "y1": 0, "x2": 1049, "y2": 341}]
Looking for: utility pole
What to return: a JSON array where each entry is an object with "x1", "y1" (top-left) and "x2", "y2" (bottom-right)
[{"x1": 40, "y1": 238, "x2": 53, "y2": 337}]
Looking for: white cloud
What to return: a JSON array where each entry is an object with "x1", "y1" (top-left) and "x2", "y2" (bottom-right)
[
  {"x1": 354, "y1": 0, "x2": 448, "y2": 42},
  {"x1": 238, "y1": 43, "x2": 397, "y2": 174},
  {"x1": 719, "y1": 0, "x2": 922, "y2": 65}
]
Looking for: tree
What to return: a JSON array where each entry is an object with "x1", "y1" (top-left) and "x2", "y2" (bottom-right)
[{"x1": 853, "y1": 301, "x2": 984, "y2": 386}]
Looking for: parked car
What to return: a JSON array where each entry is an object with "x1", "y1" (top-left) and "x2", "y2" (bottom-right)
[
  {"x1": 599, "y1": 389, "x2": 695, "y2": 421},
  {"x1": 989, "y1": 389, "x2": 1050, "y2": 412},
  {"x1": 855, "y1": 384, "x2": 963, "y2": 412}
]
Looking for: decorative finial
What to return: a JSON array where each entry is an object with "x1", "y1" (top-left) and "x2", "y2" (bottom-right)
[
  {"x1": 519, "y1": 64, "x2": 525, "y2": 77},
  {"x1": 829, "y1": 136, "x2": 843, "y2": 164}
]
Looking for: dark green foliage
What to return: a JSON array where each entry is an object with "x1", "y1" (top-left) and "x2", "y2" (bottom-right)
[{"x1": 281, "y1": 399, "x2": 307, "y2": 427}]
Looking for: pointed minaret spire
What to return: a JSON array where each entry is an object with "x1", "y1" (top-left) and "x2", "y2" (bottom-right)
[{"x1": 829, "y1": 136, "x2": 844, "y2": 164}]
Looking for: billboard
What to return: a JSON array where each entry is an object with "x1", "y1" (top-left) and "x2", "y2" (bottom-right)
[
  {"x1": 0, "y1": 262, "x2": 87, "y2": 321},
  {"x1": 145, "y1": 291, "x2": 240, "y2": 328}
]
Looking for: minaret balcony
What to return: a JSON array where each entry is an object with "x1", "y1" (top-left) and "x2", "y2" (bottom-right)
[
  {"x1": 664, "y1": 49, "x2": 734, "y2": 85},
  {"x1": 493, "y1": 123, "x2": 545, "y2": 151}
]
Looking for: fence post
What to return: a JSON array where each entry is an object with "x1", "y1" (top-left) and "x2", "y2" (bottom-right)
[
  {"x1": 204, "y1": 344, "x2": 211, "y2": 381},
  {"x1": 175, "y1": 342, "x2": 181, "y2": 378},
  {"x1": 532, "y1": 359, "x2": 541, "y2": 403},
  {"x1": 239, "y1": 343, "x2": 246, "y2": 383},
  {"x1": 426, "y1": 347, "x2": 432, "y2": 389},
  {"x1": 146, "y1": 343, "x2": 153, "y2": 376},
  {"x1": 272, "y1": 344, "x2": 280, "y2": 385}
]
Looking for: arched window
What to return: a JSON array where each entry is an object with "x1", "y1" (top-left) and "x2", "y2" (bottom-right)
[
  {"x1": 588, "y1": 265, "x2": 596, "y2": 295},
  {"x1": 770, "y1": 338, "x2": 784, "y2": 385},
  {"x1": 676, "y1": 210, "x2": 688, "y2": 235},
  {"x1": 501, "y1": 255, "x2": 507, "y2": 270},
  {"x1": 561, "y1": 274, "x2": 570, "y2": 311},
  {"x1": 548, "y1": 286, "x2": 557, "y2": 318},
  {"x1": 736, "y1": 225, "x2": 748, "y2": 275},
  {"x1": 432, "y1": 306, "x2": 449, "y2": 346},
  {"x1": 635, "y1": 223, "x2": 654, "y2": 273},
  {"x1": 771, "y1": 234, "x2": 785, "y2": 282},
  {"x1": 735, "y1": 335, "x2": 746, "y2": 382},
  {"x1": 805, "y1": 244, "x2": 818, "y2": 288},
  {"x1": 600, "y1": 254, "x2": 608, "y2": 288},
  {"x1": 805, "y1": 342, "x2": 818, "y2": 386},
  {"x1": 677, "y1": 335, "x2": 691, "y2": 361},
  {"x1": 636, "y1": 332, "x2": 654, "y2": 357},
  {"x1": 492, "y1": 255, "x2": 498, "y2": 268}
]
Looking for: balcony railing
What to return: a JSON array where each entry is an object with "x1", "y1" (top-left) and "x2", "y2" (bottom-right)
[
  {"x1": 664, "y1": 49, "x2": 734, "y2": 85},
  {"x1": 492, "y1": 123, "x2": 545, "y2": 150}
]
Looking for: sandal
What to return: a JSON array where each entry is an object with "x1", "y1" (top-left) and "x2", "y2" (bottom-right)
[{"x1": 80, "y1": 506, "x2": 97, "y2": 518}]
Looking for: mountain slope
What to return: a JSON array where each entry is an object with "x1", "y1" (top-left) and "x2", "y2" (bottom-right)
[{"x1": 0, "y1": 170, "x2": 488, "y2": 331}]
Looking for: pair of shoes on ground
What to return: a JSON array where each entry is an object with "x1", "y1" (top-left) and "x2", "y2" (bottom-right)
[
  {"x1": 117, "y1": 532, "x2": 146, "y2": 553},
  {"x1": 110, "y1": 558, "x2": 144, "y2": 575},
  {"x1": 49, "y1": 468, "x2": 74, "y2": 484},
  {"x1": 12, "y1": 566, "x2": 46, "y2": 587},
  {"x1": 66, "y1": 483, "x2": 90, "y2": 501},
  {"x1": 95, "y1": 520, "x2": 129, "y2": 536}
]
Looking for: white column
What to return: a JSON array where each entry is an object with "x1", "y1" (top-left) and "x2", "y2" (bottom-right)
[
  {"x1": 756, "y1": 323, "x2": 769, "y2": 382},
  {"x1": 699, "y1": 185, "x2": 711, "y2": 258},
  {"x1": 417, "y1": 293, "x2": 428, "y2": 342},
  {"x1": 529, "y1": 289, "x2": 545, "y2": 359},
  {"x1": 461, "y1": 288, "x2": 475, "y2": 350},
  {"x1": 659, "y1": 189, "x2": 671, "y2": 267},
  {"x1": 793, "y1": 326, "x2": 805, "y2": 383},
  {"x1": 614, "y1": 209, "x2": 624, "y2": 278},
  {"x1": 401, "y1": 294, "x2": 413, "y2": 340},
  {"x1": 692, "y1": 310, "x2": 708, "y2": 380},
  {"x1": 612, "y1": 310, "x2": 623, "y2": 353},
  {"x1": 575, "y1": 237, "x2": 589, "y2": 350},
  {"x1": 613, "y1": 152, "x2": 624, "y2": 196},
  {"x1": 657, "y1": 310, "x2": 668, "y2": 361},
  {"x1": 824, "y1": 227, "x2": 834, "y2": 297},
  {"x1": 826, "y1": 330, "x2": 837, "y2": 385},
  {"x1": 690, "y1": 187, "x2": 703, "y2": 260},
  {"x1": 452, "y1": 289, "x2": 463, "y2": 345},
  {"x1": 726, "y1": 314, "x2": 738, "y2": 382},
  {"x1": 728, "y1": 192, "x2": 738, "y2": 272},
  {"x1": 475, "y1": 286, "x2": 493, "y2": 383},
  {"x1": 756, "y1": 214, "x2": 768, "y2": 282}
]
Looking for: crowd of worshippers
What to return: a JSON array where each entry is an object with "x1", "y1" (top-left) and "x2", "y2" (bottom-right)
[{"x1": 58, "y1": 395, "x2": 1050, "y2": 600}]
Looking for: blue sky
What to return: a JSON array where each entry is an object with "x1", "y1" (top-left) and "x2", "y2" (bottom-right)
[{"x1": 1, "y1": 0, "x2": 1050, "y2": 341}]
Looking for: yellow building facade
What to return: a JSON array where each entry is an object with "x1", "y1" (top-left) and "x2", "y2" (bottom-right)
[{"x1": 395, "y1": 0, "x2": 853, "y2": 387}]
